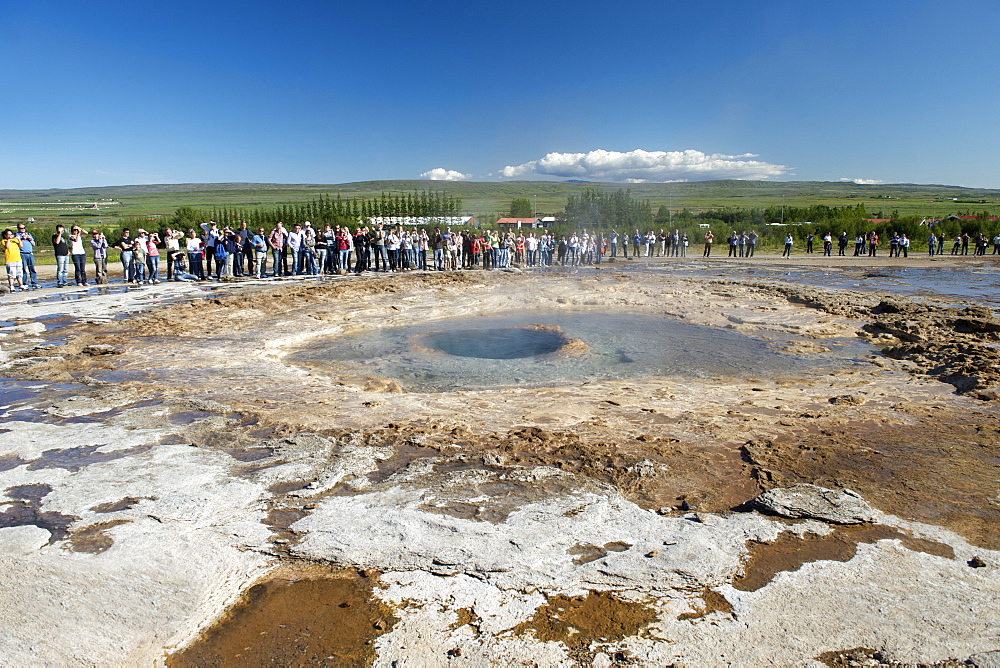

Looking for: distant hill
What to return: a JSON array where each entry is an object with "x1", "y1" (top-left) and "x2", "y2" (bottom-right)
[{"x1": 2, "y1": 180, "x2": 998, "y2": 221}]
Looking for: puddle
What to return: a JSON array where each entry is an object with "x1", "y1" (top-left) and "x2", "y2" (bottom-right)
[
  {"x1": 91, "y1": 496, "x2": 152, "y2": 513},
  {"x1": 167, "y1": 410, "x2": 215, "y2": 426},
  {"x1": 263, "y1": 507, "x2": 309, "y2": 545},
  {"x1": 677, "y1": 587, "x2": 734, "y2": 620},
  {"x1": 0, "y1": 454, "x2": 27, "y2": 472},
  {"x1": 226, "y1": 447, "x2": 275, "y2": 462},
  {"x1": 166, "y1": 565, "x2": 397, "y2": 667},
  {"x1": 66, "y1": 519, "x2": 132, "y2": 553},
  {"x1": 27, "y1": 444, "x2": 152, "y2": 472},
  {"x1": 733, "y1": 525, "x2": 955, "y2": 591},
  {"x1": 514, "y1": 590, "x2": 658, "y2": 651},
  {"x1": 286, "y1": 311, "x2": 850, "y2": 392},
  {"x1": 568, "y1": 541, "x2": 632, "y2": 565},
  {"x1": 1, "y1": 483, "x2": 78, "y2": 542}
]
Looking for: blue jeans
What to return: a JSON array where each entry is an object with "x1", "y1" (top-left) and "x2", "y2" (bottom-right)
[
  {"x1": 55, "y1": 255, "x2": 69, "y2": 285},
  {"x1": 21, "y1": 253, "x2": 37, "y2": 286},
  {"x1": 71, "y1": 254, "x2": 88, "y2": 285},
  {"x1": 188, "y1": 252, "x2": 204, "y2": 279},
  {"x1": 120, "y1": 251, "x2": 135, "y2": 282},
  {"x1": 289, "y1": 249, "x2": 302, "y2": 274},
  {"x1": 339, "y1": 249, "x2": 349, "y2": 270},
  {"x1": 147, "y1": 255, "x2": 160, "y2": 282},
  {"x1": 303, "y1": 250, "x2": 316, "y2": 274},
  {"x1": 433, "y1": 248, "x2": 444, "y2": 270}
]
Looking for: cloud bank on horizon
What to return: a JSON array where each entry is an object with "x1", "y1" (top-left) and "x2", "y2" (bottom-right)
[{"x1": 497, "y1": 149, "x2": 789, "y2": 182}]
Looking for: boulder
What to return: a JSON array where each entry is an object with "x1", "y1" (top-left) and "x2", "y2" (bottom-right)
[{"x1": 749, "y1": 483, "x2": 876, "y2": 524}]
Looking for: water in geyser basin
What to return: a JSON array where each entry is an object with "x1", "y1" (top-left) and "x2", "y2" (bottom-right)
[{"x1": 286, "y1": 311, "x2": 861, "y2": 392}]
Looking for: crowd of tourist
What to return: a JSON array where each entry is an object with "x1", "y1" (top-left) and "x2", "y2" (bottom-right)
[{"x1": 4, "y1": 221, "x2": 1000, "y2": 293}]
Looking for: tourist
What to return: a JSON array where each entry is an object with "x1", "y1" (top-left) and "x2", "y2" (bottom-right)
[
  {"x1": 68, "y1": 225, "x2": 89, "y2": 286},
  {"x1": 14, "y1": 224, "x2": 39, "y2": 289},
  {"x1": 727, "y1": 231, "x2": 739, "y2": 257},
  {"x1": 961, "y1": 232, "x2": 970, "y2": 255},
  {"x1": 200, "y1": 221, "x2": 219, "y2": 278},
  {"x1": 146, "y1": 231, "x2": 162, "y2": 283},
  {"x1": 2, "y1": 228, "x2": 25, "y2": 292},
  {"x1": 186, "y1": 228, "x2": 205, "y2": 280},
  {"x1": 927, "y1": 233, "x2": 937, "y2": 256},
  {"x1": 951, "y1": 235, "x2": 961, "y2": 255},
  {"x1": 302, "y1": 223, "x2": 318, "y2": 274},
  {"x1": 703, "y1": 230, "x2": 714, "y2": 257},
  {"x1": 822, "y1": 232, "x2": 833, "y2": 256},
  {"x1": 781, "y1": 233, "x2": 793, "y2": 257},
  {"x1": 233, "y1": 221, "x2": 251, "y2": 276},
  {"x1": 353, "y1": 227, "x2": 370, "y2": 274},
  {"x1": 90, "y1": 230, "x2": 109, "y2": 284},
  {"x1": 269, "y1": 222, "x2": 288, "y2": 276},
  {"x1": 163, "y1": 228, "x2": 183, "y2": 280},
  {"x1": 746, "y1": 230, "x2": 757, "y2": 258},
  {"x1": 133, "y1": 230, "x2": 148, "y2": 284},
  {"x1": 868, "y1": 231, "x2": 878, "y2": 257},
  {"x1": 251, "y1": 227, "x2": 268, "y2": 279},
  {"x1": 286, "y1": 223, "x2": 304, "y2": 275},
  {"x1": 900, "y1": 234, "x2": 910, "y2": 258},
  {"x1": 52, "y1": 225, "x2": 70, "y2": 287},
  {"x1": 117, "y1": 228, "x2": 136, "y2": 283}
]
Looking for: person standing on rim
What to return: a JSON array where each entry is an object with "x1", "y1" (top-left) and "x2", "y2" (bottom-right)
[
  {"x1": 2, "y1": 228, "x2": 25, "y2": 292},
  {"x1": 703, "y1": 230, "x2": 714, "y2": 257},
  {"x1": 68, "y1": 225, "x2": 89, "y2": 286},
  {"x1": 52, "y1": 224, "x2": 70, "y2": 287},
  {"x1": 90, "y1": 229, "x2": 108, "y2": 284},
  {"x1": 268, "y1": 221, "x2": 288, "y2": 277},
  {"x1": 116, "y1": 228, "x2": 135, "y2": 283},
  {"x1": 781, "y1": 232, "x2": 793, "y2": 257},
  {"x1": 15, "y1": 223, "x2": 39, "y2": 289}
]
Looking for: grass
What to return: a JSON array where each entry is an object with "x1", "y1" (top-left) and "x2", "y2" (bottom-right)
[{"x1": 3, "y1": 179, "x2": 999, "y2": 231}]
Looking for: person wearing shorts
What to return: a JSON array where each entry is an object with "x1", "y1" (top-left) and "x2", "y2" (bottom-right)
[{"x1": 2, "y1": 229, "x2": 25, "y2": 292}]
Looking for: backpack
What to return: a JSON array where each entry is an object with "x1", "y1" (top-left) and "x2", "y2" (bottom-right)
[{"x1": 215, "y1": 243, "x2": 229, "y2": 260}]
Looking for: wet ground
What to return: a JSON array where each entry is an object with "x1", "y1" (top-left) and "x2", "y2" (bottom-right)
[{"x1": 1, "y1": 257, "x2": 999, "y2": 666}]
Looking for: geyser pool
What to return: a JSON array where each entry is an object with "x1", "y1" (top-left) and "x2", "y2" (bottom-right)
[
  {"x1": 425, "y1": 326, "x2": 568, "y2": 359},
  {"x1": 285, "y1": 311, "x2": 852, "y2": 392}
]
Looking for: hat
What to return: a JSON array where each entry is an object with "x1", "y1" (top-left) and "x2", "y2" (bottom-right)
[
  {"x1": 91, "y1": 229, "x2": 100, "y2": 234},
  {"x1": 304, "y1": 221, "x2": 312, "y2": 226}
]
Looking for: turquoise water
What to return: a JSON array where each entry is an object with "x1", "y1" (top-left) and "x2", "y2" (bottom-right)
[{"x1": 285, "y1": 311, "x2": 863, "y2": 392}]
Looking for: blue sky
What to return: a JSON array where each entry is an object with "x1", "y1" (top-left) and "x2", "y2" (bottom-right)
[{"x1": 3, "y1": 0, "x2": 999, "y2": 189}]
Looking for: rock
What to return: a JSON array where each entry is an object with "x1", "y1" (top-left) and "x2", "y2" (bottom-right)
[
  {"x1": 829, "y1": 394, "x2": 865, "y2": 406},
  {"x1": 969, "y1": 556, "x2": 987, "y2": 568},
  {"x1": 749, "y1": 484, "x2": 877, "y2": 524},
  {"x1": 969, "y1": 651, "x2": 1000, "y2": 668},
  {"x1": 82, "y1": 344, "x2": 122, "y2": 356},
  {"x1": 13, "y1": 322, "x2": 46, "y2": 335}
]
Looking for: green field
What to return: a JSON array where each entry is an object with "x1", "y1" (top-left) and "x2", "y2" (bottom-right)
[{"x1": 2, "y1": 180, "x2": 998, "y2": 228}]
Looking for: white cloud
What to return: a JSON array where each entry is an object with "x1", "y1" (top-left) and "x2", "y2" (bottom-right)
[
  {"x1": 420, "y1": 167, "x2": 471, "y2": 181},
  {"x1": 500, "y1": 149, "x2": 788, "y2": 182},
  {"x1": 840, "y1": 177, "x2": 883, "y2": 185}
]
